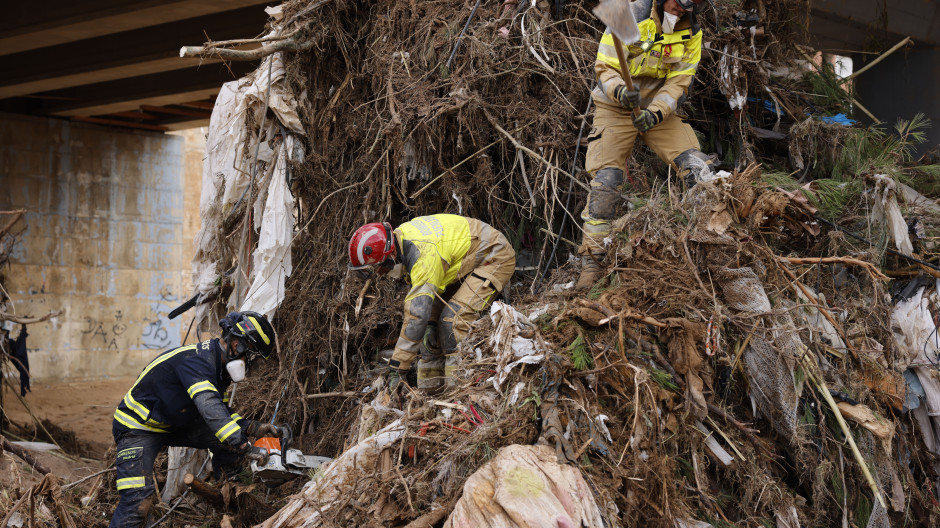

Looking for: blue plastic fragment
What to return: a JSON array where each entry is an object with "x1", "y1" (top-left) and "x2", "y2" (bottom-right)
[{"x1": 817, "y1": 113, "x2": 857, "y2": 126}]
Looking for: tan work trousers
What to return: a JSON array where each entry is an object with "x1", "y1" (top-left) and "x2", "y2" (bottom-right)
[
  {"x1": 415, "y1": 241, "x2": 516, "y2": 391},
  {"x1": 579, "y1": 102, "x2": 700, "y2": 253},
  {"x1": 585, "y1": 101, "x2": 700, "y2": 176}
]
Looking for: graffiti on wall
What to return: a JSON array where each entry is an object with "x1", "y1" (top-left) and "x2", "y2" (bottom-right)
[
  {"x1": 79, "y1": 287, "x2": 181, "y2": 351},
  {"x1": 81, "y1": 310, "x2": 128, "y2": 350},
  {"x1": 141, "y1": 286, "x2": 178, "y2": 350}
]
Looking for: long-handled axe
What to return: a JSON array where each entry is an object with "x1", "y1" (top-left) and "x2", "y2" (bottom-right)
[{"x1": 592, "y1": 0, "x2": 643, "y2": 119}]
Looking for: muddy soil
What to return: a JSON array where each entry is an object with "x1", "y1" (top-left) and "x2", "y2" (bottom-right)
[{"x1": 2, "y1": 376, "x2": 132, "y2": 454}]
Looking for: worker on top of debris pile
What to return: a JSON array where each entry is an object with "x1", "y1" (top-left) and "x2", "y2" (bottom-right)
[
  {"x1": 576, "y1": 0, "x2": 714, "y2": 290},
  {"x1": 348, "y1": 215, "x2": 516, "y2": 393},
  {"x1": 110, "y1": 311, "x2": 286, "y2": 528}
]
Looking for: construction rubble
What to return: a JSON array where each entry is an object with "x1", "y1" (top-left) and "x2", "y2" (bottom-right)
[{"x1": 3, "y1": 1, "x2": 940, "y2": 527}]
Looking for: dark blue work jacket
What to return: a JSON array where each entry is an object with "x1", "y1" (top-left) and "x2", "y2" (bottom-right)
[{"x1": 112, "y1": 339, "x2": 246, "y2": 447}]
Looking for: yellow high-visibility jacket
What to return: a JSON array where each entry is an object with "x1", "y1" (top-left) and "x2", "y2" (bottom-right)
[
  {"x1": 391, "y1": 214, "x2": 507, "y2": 361},
  {"x1": 592, "y1": 7, "x2": 702, "y2": 120}
]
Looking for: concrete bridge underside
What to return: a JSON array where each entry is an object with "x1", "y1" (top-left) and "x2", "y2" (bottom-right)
[
  {"x1": 0, "y1": 1, "x2": 936, "y2": 135},
  {"x1": 0, "y1": 0, "x2": 270, "y2": 131}
]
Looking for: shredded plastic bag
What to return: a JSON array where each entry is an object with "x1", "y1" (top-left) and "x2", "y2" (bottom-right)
[{"x1": 486, "y1": 301, "x2": 546, "y2": 391}]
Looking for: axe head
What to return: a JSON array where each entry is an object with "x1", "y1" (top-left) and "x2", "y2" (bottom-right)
[{"x1": 593, "y1": 0, "x2": 641, "y2": 45}]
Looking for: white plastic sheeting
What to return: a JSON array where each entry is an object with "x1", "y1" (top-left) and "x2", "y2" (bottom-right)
[
  {"x1": 444, "y1": 444, "x2": 605, "y2": 528},
  {"x1": 191, "y1": 51, "x2": 304, "y2": 325},
  {"x1": 892, "y1": 282, "x2": 940, "y2": 456},
  {"x1": 485, "y1": 301, "x2": 546, "y2": 391},
  {"x1": 241, "y1": 137, "x2": 296, "y2": 319},
  {"x1": 871, "y1": 174, "x2": 913, "y2": 256},
  {"x1": 260, "y1": 419, "x2": 406, "y2": 528},
  {"x1": 161, "y1": 447, "x2": 209, "y2": 503}
]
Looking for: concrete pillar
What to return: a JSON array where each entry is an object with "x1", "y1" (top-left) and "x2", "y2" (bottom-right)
[
  {"x1": 0, "y1": 113, "x2": 201, "y2": 382},
  {"x1": 854, "y1": 47, "x2": 940, "y2": 157}
]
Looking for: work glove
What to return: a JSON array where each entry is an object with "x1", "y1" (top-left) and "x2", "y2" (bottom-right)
[
  {"x1": 633, "y1": 109, "x2": 663, "y2": 133},
  {"x1": 256, "y1": 423, "x2": 283, "y2": 438},
  {"x1": 243, "y1": 419, "x2": 282, "y2": 439},
  {"x1": 388, "y1": 368, "x2": 405, "y2": 393},
  {"x1": 243, "y1": 444, "x2": 270, "y2": 466},
  {"x1": 421, "y1": 322, "x2": 441, "y2": 357},
  {"x1": 614, "y1": 85, "x2": 640, "y2": 110}
]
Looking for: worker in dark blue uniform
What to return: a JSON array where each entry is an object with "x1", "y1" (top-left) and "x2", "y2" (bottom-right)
[{"x1": 109, "y1": 311, "x2": 285, "y2": 528}]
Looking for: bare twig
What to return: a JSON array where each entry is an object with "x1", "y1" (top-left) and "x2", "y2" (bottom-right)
[
  {"x1": 180, "y1": 39, "x2": 313, "y2": 61},
  {"x1": 484, "y1": 111, "x2": 588, "y2": 192},
  {"x1": 776, "y1": 256, "x2": 889, "y2": 281},
  {"x1": 62, "y1": 468, "x2": 115, "y2": 490},
  {"x1": 305, "y1": 391, "x2": 358, "y2": 399},
  {"x1": 845, "y1": 37, "x2": 912, "y2": 82},
  {"x1": 773, "y1": 259, "x2": 859, "y2": 361},
  {"x1": 0, "y1": 493, "x2": 29, "y2": 527},
  {"x1": 1, "y1": 377, "x2": 66, "y2": 452},
  {"x1": 539, "y1": 227, "x2": 577, "y2": 248},
  {"x1": 2, "y1": 435, "x2": 52, "y2": 475},
  {"x1": 595, "y1": 306, "x2": 668, "y2": 329},
  {"x1": 0, "y1": 309, "x2": 64, "y2": 324},
  {"x1": 801, "y1": 352, "x2": 886, "y2": 509},
  {"x1": 410, "y1": 122, "x2": 534, "y2": 200},
  {"x1": 0, "y1": 209, "x2": 26, "y2": 238}
]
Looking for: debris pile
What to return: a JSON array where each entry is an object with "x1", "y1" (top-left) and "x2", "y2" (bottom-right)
[{"x1": 3, "y1": 1, "x2": 939, "y2": 527}]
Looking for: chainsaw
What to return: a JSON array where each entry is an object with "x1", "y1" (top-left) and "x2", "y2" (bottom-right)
[{"x1": 249, "y1": 425, "x2": 332, "y2": 487}]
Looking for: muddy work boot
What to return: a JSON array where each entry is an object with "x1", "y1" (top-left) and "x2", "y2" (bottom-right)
[
  {"x1": 575, "y1": 252, "x2": 605, "y2": 291},
  {"x1": 416, "y1": 358, "x2": 445, "y2": 394},
  {"x1": 673, "y1": 148, "x2": 716, "y2": 191}
]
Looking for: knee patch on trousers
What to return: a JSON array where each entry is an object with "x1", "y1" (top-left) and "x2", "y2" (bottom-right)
[
  {"x1": 586, "y1": 167, "x2": 625, "y2": 221},
  {"x1": 440, "y1": 301, "x2": 463, "y2": 355}
]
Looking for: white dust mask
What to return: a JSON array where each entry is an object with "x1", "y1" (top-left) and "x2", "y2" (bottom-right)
[
  {"x1": 662, "y1": 12, "x2": 679, "y2": 33},
  {"x1": 226, "y1": 359, "x2": 247, "y2": 382},
  {"x1": 387, "y1": 263, "x2": 405, "y2": 279}
]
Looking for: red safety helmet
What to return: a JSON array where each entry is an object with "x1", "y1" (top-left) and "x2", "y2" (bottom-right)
[{"x1": 348, "y1": 222, "x2": 396, "y2": 270}]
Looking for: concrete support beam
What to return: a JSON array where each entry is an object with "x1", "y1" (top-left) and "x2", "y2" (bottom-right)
[
  {"x1": 0, "y1": 63, "x2": 255, "y2": 118},
  {"x1": 810, "y1": 0, "x2": 940, "y2": 51},
  {"x1": 0, "y1": 6, "x2": 268, "y2": 99},
  {"x1": 0, "y1": 0, "x2": 273, "y2": 55}
]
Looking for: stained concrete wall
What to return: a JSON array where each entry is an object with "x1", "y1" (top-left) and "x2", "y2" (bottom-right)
[{"x1": 0, "y1": 113, "x2": 203, "y2": 382}]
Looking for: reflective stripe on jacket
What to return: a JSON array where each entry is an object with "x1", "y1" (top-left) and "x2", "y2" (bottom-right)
[
  {"x1": 112, "y1": 339, "x2": 247, "y2": 447},
  {"x1": 592, "y1": 9, "x2": 701, "y2": 120}
]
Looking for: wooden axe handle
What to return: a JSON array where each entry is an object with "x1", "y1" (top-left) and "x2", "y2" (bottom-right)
[{"x1": 611, "y1": 34, "x2": 641, "y2": 120}]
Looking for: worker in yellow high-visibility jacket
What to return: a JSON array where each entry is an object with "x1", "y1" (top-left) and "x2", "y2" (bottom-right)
[
  {"x1": 577, "y1": 0, "x2": 714, "y2": 290},
  {"x1": 348, "y1": 215, "x2": 516, "y2": 393}
]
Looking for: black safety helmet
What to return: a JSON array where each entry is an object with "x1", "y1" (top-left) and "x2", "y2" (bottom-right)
[{"x1": 220, "y1": 311, "x2": 275, "y2": 360}]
